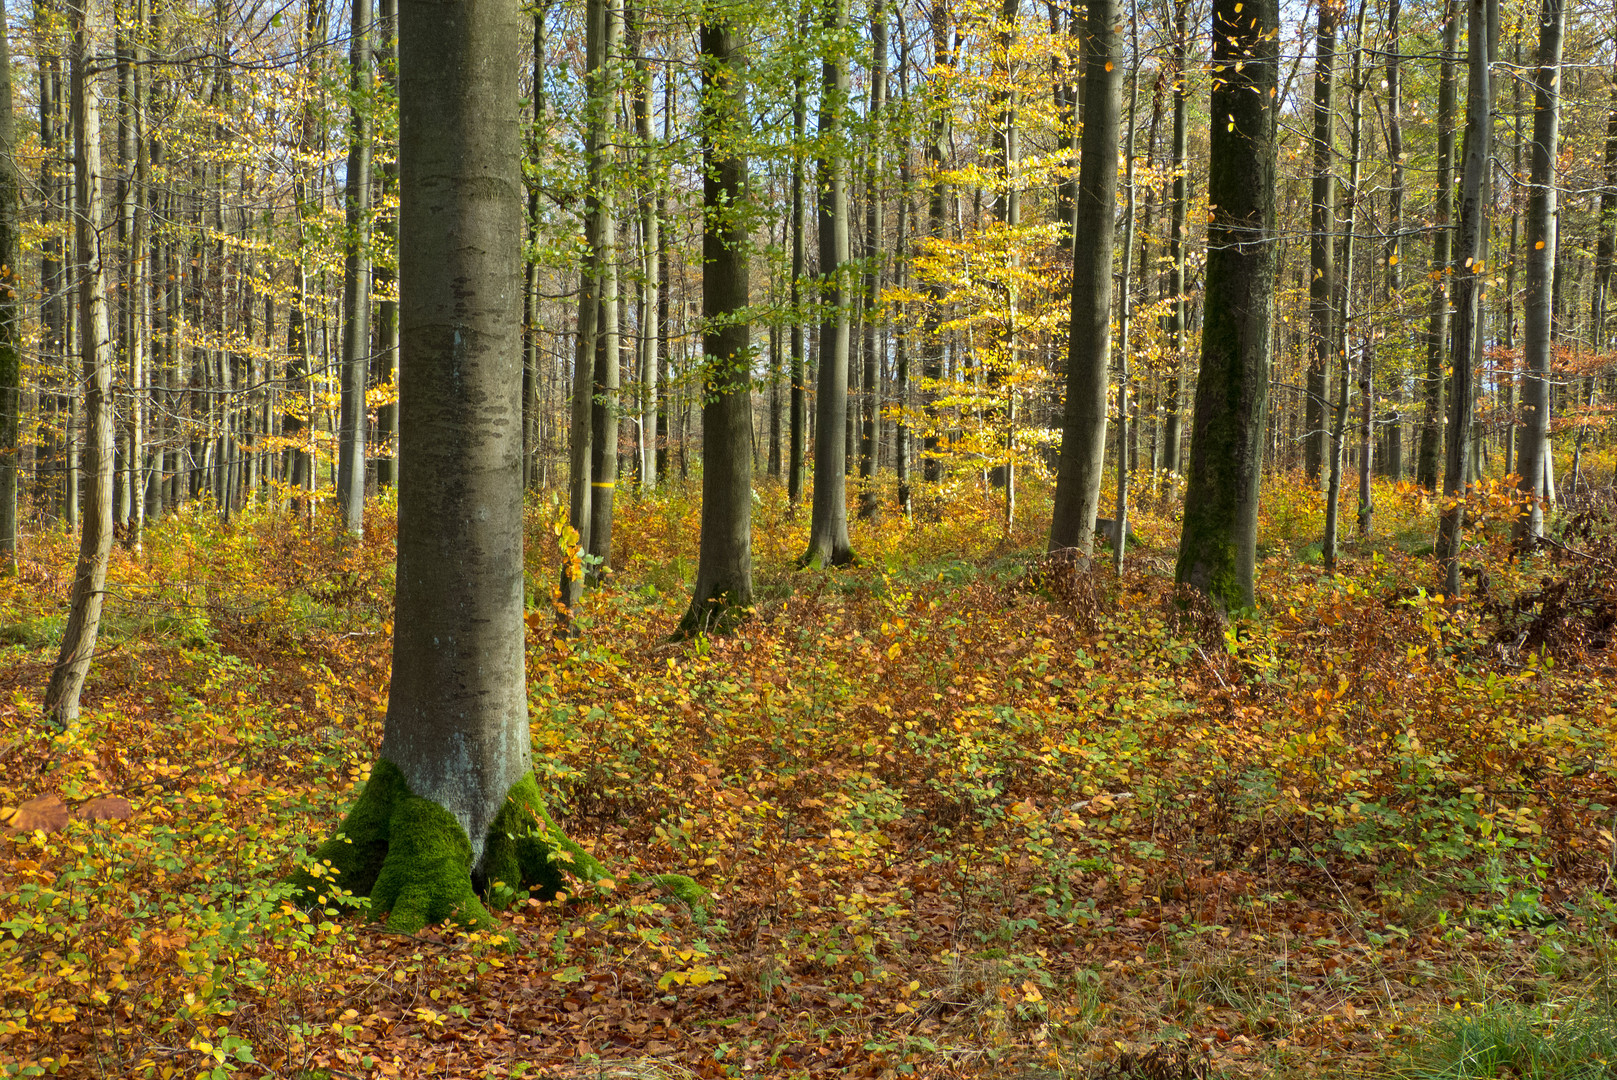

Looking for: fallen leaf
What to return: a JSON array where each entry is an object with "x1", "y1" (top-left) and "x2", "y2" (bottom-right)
[
  {"x1": 7, "y1": 795, "x2": 69, "y2": 833},
  {"x1": 75, "y1": 796, "x2": 135, "y2": 823}
]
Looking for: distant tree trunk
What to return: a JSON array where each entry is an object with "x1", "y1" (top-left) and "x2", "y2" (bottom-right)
[
  {"x1": 1111, "y1": 3, "x2": 1141, "y2": 575},
  {"x1": 1305, "y1": 0, "x2": 1337, "y2": 488},
  {"x1": 337, "y1": 0, "x2": 373, "y2": 535},
  {"x1": 1323, "y1": 11, "x2": 1365, "y2": 573},
  {"x1": 44, "y1": 0, "x2": 114, "y2": 725},
  {"x1": 922, "y1": 0, "x2": 951, "y2": 486},
  {"x1": 1048, "y1": 0, "x2": 1120, "y2": 558},
  {"x1": 1418, "y1": 0, "x2": 1459, "y2": 491},
  {"x1": 787, "y1": 10, "x2": 808, "y2": 507},
  {"x1": 0, "y1": 0, "x2": 19, "y2": 573},
  {"x1": 587, "y1": 0, "x2": 622, "y2": 575},
  {"x1": 680, "y1": 11, "x2": 753, "y2": 634},
  {"x1": 376, "y1": 0, "x2": 399, "y2": 488},
  {"x1": 857, "y1": 0, "x2": 886, "y2": 521},
  {"x1": 1514, "y1": 0, "x2": 1563, "y2": 544},
  {"x1": 1162, "y1": 0, "x2": 1189, "y2": 475},
  {"x1": 1173, "y1": 0, "x2": 1279, "y2": 612},
  {"x1": 631, "y1": 2, "x2": 658, "y2": 492},
  {"x1": 1435, "y1": 0, "x2": 1494, "y2": 596},
  {"x1": 803, "y1": 0, "x2": 854, "y2": 567},
  {"x1": 894, "y1": 23, "x2": 913, "y2": 515},
  {"x1": 562, "y1": 0, "x2": 616, "y2": 612}
]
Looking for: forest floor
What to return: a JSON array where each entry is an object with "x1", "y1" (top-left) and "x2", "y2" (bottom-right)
[{"x1": 3, "y1": 469, "x2": 1617, "y2": 1080}]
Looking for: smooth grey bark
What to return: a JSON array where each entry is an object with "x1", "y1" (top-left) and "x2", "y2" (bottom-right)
[
  {"x1": 114, "y1": 0, "x2": 144, "y2": 546},
  {"x1": 376, "y1": 0, "x2": 399, "y2": 488},
  {"x1": 1513, "y1": 0, "x2": 1563, "y2": 544},
  {"x1": 857, "y1": 0, "x2": 886, "y2": 521},
  {"x1": 631, "y1": 3, "x2": 659, "y2": 493},
  {"x1": 1417, "y1": 0, "x2": 1458, "y2": 491},
  {"x1": 562, "y1": 0, "x2": 618, "y2": 611},
  {"x1": 44, "y1": 0, "x2": 114, "y2": 726},
  {"x1": 1048, "y1": 0, "x2": 1120, "y2": 558},
  {"x1": 0, "y1": 0, "x2": 19, "y2": 573},
  {"x1": 1305, "y1": 0, "x2": 1337, "y2": 488},
  {"x1": 1435, "y1": 0, "x2": 1494, "y2": 597},
  {"x1": 380, "y1": 0, "x2": 528, "y2": 863},
  {"x1": 787, "y1": 5, "x2": 807, "y2": 507},
  {"x1": 1173, "y1": 0, "x2": 1279, "y2": 612},
  {"x1": 679, "y1": 11, "x2": 753, "y2": 635},
  {"x1": 1162, "y1": 0, "x2": 1189, "y2": 475},
  {"x1": 1111, "y1": 3, "x2": 1141, "y2": 574},
  {"x1": 586, "y1": 0, "x2": 621, "y2": 575},
  {"x1": 803, "y1": 0, "x2": 854, "y2": 567},
  {"x1": 1323, "y1": 8, "x2": 1365, "y2": 573},
  {"x1": 921, "y1": 0, "x2": 951, "y2": 486},
  {"x1": 337, "y1": 0, "x2": 373, "y2": 535}
]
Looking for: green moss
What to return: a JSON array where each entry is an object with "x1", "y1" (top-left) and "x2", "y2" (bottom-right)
[
  {"x1": 370, "y1": 796, "x2": 491, "y2": 933},
  {"x1": 286, "y1": 758, "x2": 410, "y2": 903},
  {"x1": 479, "y1": 772, "x2": 608, "y2": 902},
  {"x1": 289, "y1": 762, "x2": 708, "y2": 932}
]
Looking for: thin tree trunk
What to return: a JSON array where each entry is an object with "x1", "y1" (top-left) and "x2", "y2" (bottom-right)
[
  {"x1": 1162, "y1": 0, "x2": 1189, "y2": 475},
  {"x1": 337, "y1": 0, "x2": 373, "y2": 534},
  {"x1": 1048, "y1": 0, "x2": 1120, "y2": 557},
  {"x1": 376, "y1": 0, "x2": 399, "y2": 487},
  {"x1": 1324, "y1": 6, "x2": 1365, "y2": 572},
  {"x1": 0, "y1": 0, "x2": 19, "y2": 572},
  {"x1": 1113, "y1": 2, "x2": 1141, "y2": 573},
  {"x1": 630, "y1": 1, "x2": 658, "y2": 492},
  {"x1": 858, "y1": 0, "x2": 886, "y2": 520},
  {"x1": 1435, "y1": 0, "x2": 1495, "y2": 595},
  {"x1": 788, "y1": 8, "x2": 807, "y2": 507},
  {"x1": 1305, "y1": 0, "x2": 1337, "y2": 487},
  {"x1": 804, "y1": 0, "x2": 854, "y2": 567},
  {"x1": 1514, "y1": 0, "x2": 1564, "y2": 543},
  {"x1": 1418, "y1": 0, "x2": 1459, "y2": 490},
  {"x1": 44, "y1": 0, "x2": 113, "y2": 725}
]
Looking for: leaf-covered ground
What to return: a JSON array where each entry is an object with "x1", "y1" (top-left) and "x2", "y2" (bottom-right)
[{"x1": 3, "y1": 474, "x2": 1617, "y2": 1080}]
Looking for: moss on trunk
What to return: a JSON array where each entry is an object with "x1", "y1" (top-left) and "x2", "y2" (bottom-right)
[{"x1": 289, "y1": 759, "x2": 705, "y2": 933}]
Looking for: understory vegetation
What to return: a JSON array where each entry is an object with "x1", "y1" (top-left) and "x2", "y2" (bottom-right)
[{"x1": 3, "y1": 469, "x2": 1617, "y2": 1079}]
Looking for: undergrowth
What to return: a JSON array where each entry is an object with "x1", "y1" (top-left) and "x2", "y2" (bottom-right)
[{"x1": 0, "y1": 471, "x2": 1614, "y2": 1079}]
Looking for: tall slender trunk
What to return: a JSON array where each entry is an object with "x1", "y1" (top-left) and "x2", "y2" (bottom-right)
[
  {"x1": 787, "y1": 7, "x2": 807, "y2": 507},
  {"x1": 1513, "y1": 0, "x2": 1563, "y2": 542},
  {"x1": 632, "y1": 4, "x2": 659, "y2": 493},
  {"x1": 1162, "y1": 0, "x2": 1189, "y2": 475},
  {"x1": 0, "y1": 0, "x2": 19, "y2": 571},
  {"x1": 1323, "y1": 5, "x2": 1365, "y2": 571},
  {"x1": 922, "y1": 0, "x2": 951, "y2": 487},
  {"x1": 337, "y1": 0, "x2": 373, "y2": 534},
  {"x1": 1112, "y1": 0, "x2": 1141, "y2": 573},
  {"x1": 858, "y1": 0, "x2": 886, "y2": 520},
  {"x1": 1435, "y1": 0, "x2": 1495, "y2": 596},
  {"x1": 803, "y1": 0, "x2": 854, "y2": 567},
  {"x1": 680, "y1": 10, "x2": 753, "y2": 634},
  {"x1": 376, "y1": 0, "x2": 399, "y2": 487},
  {"x1": 1305, "y1": 0, "x2": 1337, "y2": 487},
  {"x1": 1048, "y1": 0, "x2": 1120, "y2": 557},
  {"x1": 586, "y1": 0, "x2": 621, "y2": 575},
  {"x1": 1418, "y1": 0, "x2": 1459, "y2": 490},
  {"x1": 44, "y1": 0, "x2": 113, "y2": 725}
]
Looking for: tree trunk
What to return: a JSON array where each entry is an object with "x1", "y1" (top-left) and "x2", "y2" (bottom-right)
[
  {"x1": 1418, "y1": 0, "x2": 1459, "y2": 491},
  {"x1": 631, "y1": 2, "x2": 658, "y2": 492},
  {"x1": 44, "y1": 0, "x2": 114, "y2": 726},
  {"x1": 1435, "y1": 0, "x2": 1494, "y2": 596},
  {"x1": 1173, "y1": 0, "x2": 1279, "y2": 612},
  {"x1": 376, "y1": 0, "x2": 399, "y2": 488},
  {"x1": 1112, "y1": 3, "x2": 1142, "y2": 573},
  {"x1": 1048, "y1": 0, "x2": 1120, "y2": 558},
  {"x1": 922, "y1": 0, "x2": 951, "y2": 487},
  {"x1": 1305, "y1": 0, "x2": 1336, "y2": 488},
  {"x1": 1514, "y1": 0, "x2": 1563, "y2": 544},
  {"x1": 337, "y1": 0, "x2": 373, "y2": 535},
  {"x1": 857, "y1": 0, "x2": 886, "y2": 521},
  {"x1": 1323, "y1": 7, "x2": 1365, "y2": 572},
  {"x1": 680, "y1": 12, "x2": 753, "y2": 635},
  {"x1": 803, "y1": 0, "x2": 854, "y2": 567},
  {"x1": 0, "y1": 0, "x2": 18, "y2": 572},
  {"x1": 587, "y1": 0, "x2": 621, "y2": 576},
  {"x1": 1162, "y1": 0, "x2": 1189, "y2": 475},
  {"x1": 788, "y1": 9, "x2": 808, "y2": 507}
]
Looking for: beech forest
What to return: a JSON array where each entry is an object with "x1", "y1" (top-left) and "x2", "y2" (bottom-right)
[{"x1": 3, "y1": 0, "x2": 1617, "y2": 1075}]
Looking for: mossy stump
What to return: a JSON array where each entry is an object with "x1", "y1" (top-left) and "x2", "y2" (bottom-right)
[{"x1": 288, "y1": 760, "x2": 704, "y2": 933}]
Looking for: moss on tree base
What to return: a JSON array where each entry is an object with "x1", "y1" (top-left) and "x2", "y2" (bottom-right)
[{"x1": 288, "y1": 760, "x2": 706, "y2": 933}]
